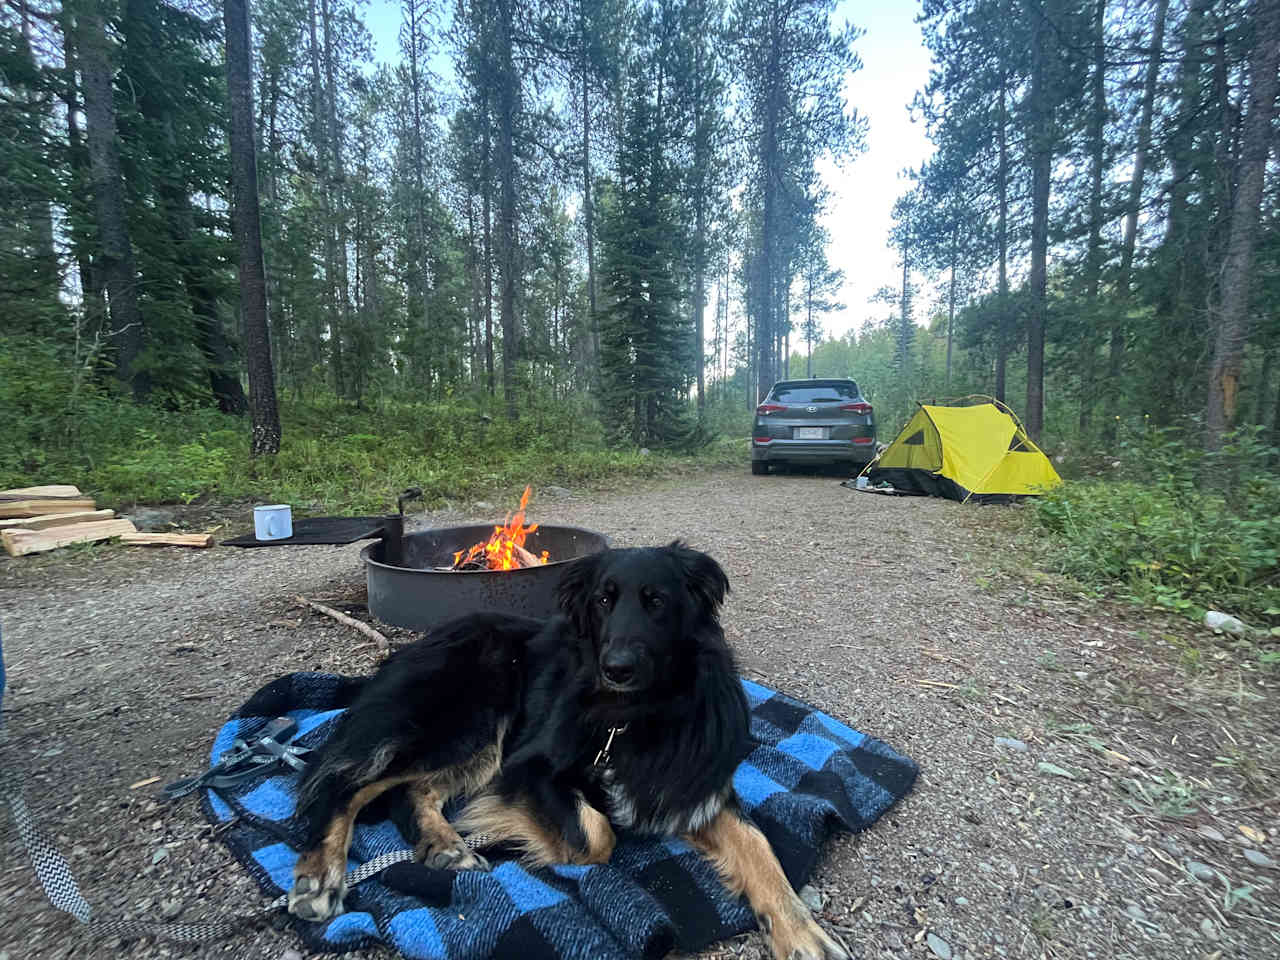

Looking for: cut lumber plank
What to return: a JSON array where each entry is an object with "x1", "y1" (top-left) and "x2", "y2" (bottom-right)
[
  {"x1": 119, "y1": 532, "x2": 213, "y2": 548},
  {"x1": 2, "y1": 519, "x2": 136, "y2": 557},
  {"x1": 0, "y1": 485, "x2": 83, "y2": 499},
  {"x1": 0, "y1": 498, "x2": 97, "y2": 519},
  {"x1": 0, "y1": 509, "x2": 115, "y2": 531}
]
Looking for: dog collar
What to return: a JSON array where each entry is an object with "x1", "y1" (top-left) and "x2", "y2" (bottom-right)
[{"x1": 593, "y1": 724, "x2": 628, "y2": 768}]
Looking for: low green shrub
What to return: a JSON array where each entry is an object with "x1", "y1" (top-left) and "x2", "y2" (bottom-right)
[
  {"x1": 1033, "y1": 420, "x2": 1280, "y2": 626},
  {"x1": 1, "y1": 339, "x2": 741, "y2": 516}
]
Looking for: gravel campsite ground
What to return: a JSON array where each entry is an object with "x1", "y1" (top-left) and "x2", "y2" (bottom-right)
[{"x1": 1, "y1": 469, "x2": 1276, "y2": 960}]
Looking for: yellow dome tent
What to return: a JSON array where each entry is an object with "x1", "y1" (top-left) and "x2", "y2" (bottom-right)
[{"x1": 866, "y1": 399, "x2": 1062, "y2": 503}]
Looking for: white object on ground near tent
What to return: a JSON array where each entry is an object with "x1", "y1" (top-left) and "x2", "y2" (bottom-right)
[{"x1": 1204, "y1": 611, "x2": 1247, "y2": 634}]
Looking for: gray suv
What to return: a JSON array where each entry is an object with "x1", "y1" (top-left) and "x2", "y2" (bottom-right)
[{"x1": 750, "y1": 378, "x2": 876, "y2": 475}]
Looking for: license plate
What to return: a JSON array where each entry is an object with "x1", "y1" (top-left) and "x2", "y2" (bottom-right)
[{"x1": 793, "y1": 427, "x2": 827, "y2": 440}]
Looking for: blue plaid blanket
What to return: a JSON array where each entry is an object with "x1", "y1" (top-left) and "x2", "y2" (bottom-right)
[{"x1": 203, "y1": 672, "x2": 917, "y2": 959}]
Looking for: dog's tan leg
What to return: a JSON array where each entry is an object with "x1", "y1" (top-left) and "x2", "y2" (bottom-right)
[
  {"x1": 455, "y1": 792, "x2": 615, "y2": 867},
  {"x1": 291, "y1": 731, "x2": 506, "y2": 921},
  {"x1": 407, "y1": 780, "x2": 490, "y2": 871},
  {"x1": 289, "y1": 774, "x2": 414, "y2": 921},
  {"x1": 687, "y1": 809, "x2": 848, "y2": 960}
]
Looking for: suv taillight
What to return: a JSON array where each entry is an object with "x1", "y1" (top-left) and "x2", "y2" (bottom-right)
[
  {"x1": 840, "y1": 402, "x2": 873, "y2": 416},
  {"x1": 756, "y1": 403, "x2": 786, "y2": 415}
]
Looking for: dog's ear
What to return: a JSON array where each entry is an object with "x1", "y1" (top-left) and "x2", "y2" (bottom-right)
[
  {"x1": 668, "y1": 540, "x2": 730, "y2": 618},
  {"x1": 557, "y1": 550, "x2": 603, "y2": 636}
]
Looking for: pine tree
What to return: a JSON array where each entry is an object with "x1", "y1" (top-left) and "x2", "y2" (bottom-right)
[{"x1": 225, "y1": 0, "x2": 281, "y2": 453}]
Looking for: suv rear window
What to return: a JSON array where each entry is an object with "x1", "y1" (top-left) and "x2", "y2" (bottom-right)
[{"x1": 771, "y1": 382, "x2": 860, "y2": 403}]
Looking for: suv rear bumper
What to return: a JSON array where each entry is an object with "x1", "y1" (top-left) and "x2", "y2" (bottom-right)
[{"x1": 751, "y1": 438, "x2": 876, "y2": 465}]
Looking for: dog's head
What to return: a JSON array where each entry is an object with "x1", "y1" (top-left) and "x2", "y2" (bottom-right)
[{"x1": 556, "y1": 541, "x2": 729, "y2": 695}]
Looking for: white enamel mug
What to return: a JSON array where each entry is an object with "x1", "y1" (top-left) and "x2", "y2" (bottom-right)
[{"x1": 254, "y1": 504, "x2": 293, "y2": 541}]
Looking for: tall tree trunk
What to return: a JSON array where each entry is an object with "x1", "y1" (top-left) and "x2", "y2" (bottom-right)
[
  {"x1": 60, "y1": 9, "x2": 103, "y2": 335},
  {"x1": 1106, "y1": 0, "x2": 1169, "y2": 437},
  {"x1": 1080, "y1": 0, "x2": 1108, "y2": 431},
  {"x1": 1256, "y1": 346, "x2": 1276, "y2": 425},
  {"x1": 77, "y1": 3, "x2": 148, "y2": 399},
  {"x1": 1025, "y1": 0, "x2": 1051, "y2": 442},
  {"x1": 806, "y1": 266, "x2": 815, "y2": 379},
  {"x1": 1206, "y1": 0, "x2": 1280, "y2": 447},
  {"x1": 16, "y1": 0, "x2": 58, "y2": 306},
  {"x1": 405, "y1": 0, "x2": 431, "y2": 387},
  {"x1": 495, "y1": 0, "x2": 519, "y2": 420},
  {"x1": 899, "y1": 244, "x2": 911, "y2": 375},
  {"x1": 756, "y1": 13, "x2": 780, "y2": 404},
  {"x1": 695, "y1": 203, "x2": 706, "y2": 417},
  {"x1": 306, "y1": 0, "x2": 340, "y2": 394},
  {"x1": 321, "y1": 0, "x2": 350, "y2": 398},
  {"x1": 579, "y1": 0, "x2": 599, "y2": 369},
  {"x1": 263, "y1": 64, "x2": 288, "y2": 389},
  {"x1": 482, "y1": 134, "x2": 495, "y2": 396},
  {"x1": 995, "y1": 66, "x2": 1010, "y2": 404},
  {"x1": 947, "y1": 219, "x2": 958, "y2": 388},
  {"x1": 225, "y1": 0, "x2": 281, "y2": 454}
]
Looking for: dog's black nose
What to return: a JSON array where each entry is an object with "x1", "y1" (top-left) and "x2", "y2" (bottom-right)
[{"x1": 601, "y1": 649, "x2": 637, "y2": 687}]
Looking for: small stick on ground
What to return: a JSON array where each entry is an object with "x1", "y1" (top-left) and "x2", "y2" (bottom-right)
[
  {"x1": 922, "y1": 649, "x2": 972, "y2": 669},
  {"x1": 295, "y1": 595, "x2": 389, "y2": 656}
]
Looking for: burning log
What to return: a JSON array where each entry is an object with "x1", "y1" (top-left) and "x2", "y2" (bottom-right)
[
  {"x1": 448, "y1": 542, "x2": 542, "y2": 572},
  {"x1": 446, "y1": 486, "x2": 552, "y2": 571}
]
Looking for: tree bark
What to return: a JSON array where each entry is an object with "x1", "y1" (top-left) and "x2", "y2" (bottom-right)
[
  {"x1": 1107, "y1": 0, "x2": 1169, "y2": 435},
  {"x1": 806, "y1": 264, "x2": 815, "y2": 379},
  {"x1": 320, "y1": 0, "x2": 350, "y2": 398},
  {"x1": 482, "y1": 119, "x2": 495, "y2": 396},
  {"x1": 946, "y1": 219, "x2": 958, "y2": 388},
  {"x1": 1256, "y1": 346, "x2": 1275, "y2": 425},
  {"x1": 225, "y1": 0, "x2": 281, "y2": 454},
  {"x1": 995, "y1": 65, "x2": 1010, "y2": 405},
  {"x1": 16, "y1": 0, "x2": 58, "y2": 307},
  {"x1": 1080, "y1": 0, "x2": 1108, "y2": 431},
  {"x1": 1206, "y1": 0, "x2": 1280, "y2": 447},
  {"x1": 59, "y1": 8, "x2": 104, "y2": 336},
  {"x1": 579, "y1": 0, "x2": 599, "y2": 370},
  {"x1": 1025, "y1": 0, "x2": 1051, "y2": 442},
  {"x1": 405, "y1": 0, "x2": 431, "y2": 388},
  {"x1": 77, "y1": 3, "x2": 148, "y2": 399},
  {"x1": 756, "y1": 8, "x2": 781, "y2": 404},
  {"x1": 495, "y1": 0, "x2": 519, "y2": 420}
]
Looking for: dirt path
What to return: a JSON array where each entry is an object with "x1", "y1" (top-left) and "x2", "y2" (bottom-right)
[{"x1": 1, "y1": 470, "x2": 1275, "y2": 960}]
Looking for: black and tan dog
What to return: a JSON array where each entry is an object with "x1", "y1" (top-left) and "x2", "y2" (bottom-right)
[{"x1": 288, "y1": 541, "x2": 847, "y2": 960}]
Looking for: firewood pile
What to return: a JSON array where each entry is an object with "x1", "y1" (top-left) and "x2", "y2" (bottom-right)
[{"x1": 0, "y1": 485, "x2": 214, "y2": 557}]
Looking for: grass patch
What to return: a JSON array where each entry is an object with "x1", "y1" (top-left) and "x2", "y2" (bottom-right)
[
  {"x1": 1031, "y1": 421, "x2": 1280, "y2": 628},
  {"x1": 2, "y1": 338, "x2": 744, "y2": 513}
]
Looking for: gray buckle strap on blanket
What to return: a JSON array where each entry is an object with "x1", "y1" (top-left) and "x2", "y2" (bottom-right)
[
  {"x1": 0, "y1": 755, "x2": 421, "y2": 943},
  {"x1": 0, "y1": 630, "x2": 410, "y2": 946},
  {"x1": 162, "y1": 716, "x2": 311, "y2": 800}
]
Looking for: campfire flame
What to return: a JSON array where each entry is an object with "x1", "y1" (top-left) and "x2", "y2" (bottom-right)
[{"x1": 452, "y1": 485, "x2": 551, "y2": 571}]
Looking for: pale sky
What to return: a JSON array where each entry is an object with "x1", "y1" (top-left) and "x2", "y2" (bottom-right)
[{"x1": 361, "y1": 0, "x2": 935, "y2": 339}]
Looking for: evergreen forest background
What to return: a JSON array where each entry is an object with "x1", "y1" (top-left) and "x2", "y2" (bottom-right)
[{"x1": 4, "y1": 0, "x2": 1280, "y2": 548}]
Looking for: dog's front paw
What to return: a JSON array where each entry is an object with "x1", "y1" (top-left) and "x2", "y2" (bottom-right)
[
  {"x1": 288, "y1": 852, "x2": 346, "y2": 922},
  {"x1": 761, "y1": 892, "x2": 849, "y2": 960},
  {"x1": 419, "y1": 839, "x2": 491, "y2": 872}
]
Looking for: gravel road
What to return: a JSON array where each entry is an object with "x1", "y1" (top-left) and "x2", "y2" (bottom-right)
[{"x1": 1, "y1": 469, "x2": 1275, "y2": 960}]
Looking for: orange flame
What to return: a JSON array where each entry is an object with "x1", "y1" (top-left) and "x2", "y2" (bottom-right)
[{"x1": 452, "y1": 485, "x2": 551, "y2": 571}]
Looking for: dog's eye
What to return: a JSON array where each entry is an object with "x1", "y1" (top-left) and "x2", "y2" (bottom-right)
[
  {"x1": 598, "y1": 594, "x2": 611, "y2": 607},
  {"x1": 647, "y1": 593, "x2": 664, "y2": 609}
]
